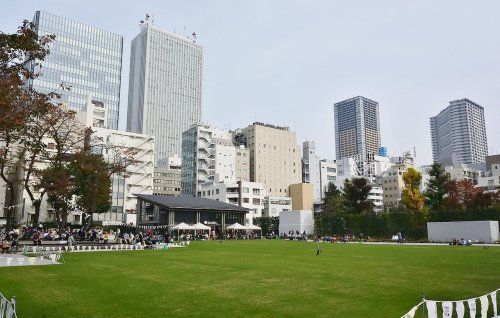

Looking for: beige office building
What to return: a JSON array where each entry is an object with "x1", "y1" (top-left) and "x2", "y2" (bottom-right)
[
  {"x1": 237, "y1": 122, "x2": 302, "y2": 197},
  {"x1": 153, "y1": 155, "x2": 182, "y2": 196},
  {"x1": 289, "y1": 183, "x2": 314, "y2": 211},
  {"x1": 381, "y1": 165, "x2": 407, "y2": 206}
]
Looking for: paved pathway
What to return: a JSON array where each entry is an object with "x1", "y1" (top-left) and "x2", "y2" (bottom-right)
[{"x1": 318, "y1": 241, "x2": 500, "y2": 247}]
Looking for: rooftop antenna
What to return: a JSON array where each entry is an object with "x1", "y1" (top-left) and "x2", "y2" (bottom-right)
[
  {"x1": 413, "y1": 146, "x2": 416, "y2": 158},
  {"x1": 139, "y1": 13, "x2": 155, "y2": 27},
  {"x1": 192, "y1": 32, "x2": 197, "y2": 42}
]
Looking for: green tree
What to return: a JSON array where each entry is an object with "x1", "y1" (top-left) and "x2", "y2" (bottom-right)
[
  {"x1": 322, "y1": 183, "x2": 343, "y2": 213},
  {"x1": 401, "y1": 168, "x2": 425, "y2": 212},
  {"x1": 425, "y1": 163, "x2": 449, "y2": 212},
  {"x1": 342, "y1": 178, "x2": 374, "y2": 214},
  {"x1": 69, "y1": 148, "x2": 112, "y2": 225},
  {"x1": 39, "y1": 163, "x2": 76, "y2": 232},
  {"x1": 315, "y1": 183, "x2": 345, "y2": 236}
]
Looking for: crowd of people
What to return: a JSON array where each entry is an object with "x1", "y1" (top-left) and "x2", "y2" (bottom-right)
[
  {"x1": 450, "y1": 238, "x2": 473, "y2": 246},
  {"x1": 280, "y1": 230, "x2": 308, "y2": 241},
  {"x1": 0, "y1": 225, "x2": 232, "y2": 253}
]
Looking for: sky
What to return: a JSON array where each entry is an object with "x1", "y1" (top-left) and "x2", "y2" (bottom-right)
[{"x1": 1, "y1": 0, "x2": 499, "y2": 165}]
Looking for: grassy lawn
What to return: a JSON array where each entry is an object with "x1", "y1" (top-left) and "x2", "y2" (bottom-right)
[{"x1": 0, "y1": 240, "x2": 499, "y2": 317}]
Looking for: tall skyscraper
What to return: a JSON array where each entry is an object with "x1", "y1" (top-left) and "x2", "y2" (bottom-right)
[
  {"x1": 430, "y1": 98, "x2": 488, "y2": 166},
  {"x1": 334, "y1": 96, "x2": 381, "y2": 160},
  {"x1": 30, "y1": 11, "x2": 123, "y2": 129},
  {"x1": 127, "y1": 22, "x2": 203, "y2": 166}
]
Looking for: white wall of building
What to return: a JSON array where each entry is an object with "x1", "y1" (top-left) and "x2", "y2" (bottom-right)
[
  {"x1": 319, "y1": 159, "x2": 337, "y2": 201},
  {"x1": 279, "y1": 210, "x2": 314, "y2": 235},
  {"x1": 263, "y1": 196, "x2": 292, "y2": 217},
  {"x1": 428, "y1": 221, "x2": 499, "y2": 243},
  {"x1": 199, "y1": 181, "x2": 267, "y2": 225}
]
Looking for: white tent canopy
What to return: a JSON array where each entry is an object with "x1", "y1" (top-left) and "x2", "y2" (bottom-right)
[
  {"x1": 172, "y1": 222, "x2": 195, "y2": 230},
  {"x1": 245, "y1": 224, "x2": 261, "y2": 231},
  {"x1": 193, "y1": 223, "x2": 211, "y2": 230},
  {"x1": 226, "y1": 223, "x2": 246, "y2": 230}
]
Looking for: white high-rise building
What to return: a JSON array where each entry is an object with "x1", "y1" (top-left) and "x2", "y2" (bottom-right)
[
  {"x1": 430, "y1": 98, "x2": 488, "y2": 166},
  {"x1": 181, "y1": 124, "x2": 251, "y2": 197},
  {"x1": 302, "y1": 141, "x2": 337, "y2": 203},
  {"x1": 127, "y1": 21, "x2": 203, "y2": 166}
]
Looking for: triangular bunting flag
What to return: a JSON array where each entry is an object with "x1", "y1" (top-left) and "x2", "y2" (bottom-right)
[
  {"x1": 455, "y1": 301, "x2": 465, "y2": 318},
  {"x1": 491, "y1": 291, "x2": 498, "y2": 318},
  {"x1": 479, "y1": 295, "x2": 488, "y2": 318},
  {"x1": 442, "y1": 301, "x2": 453, "y2": 318}
]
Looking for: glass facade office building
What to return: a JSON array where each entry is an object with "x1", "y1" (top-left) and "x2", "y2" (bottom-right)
[{"x1": 31, "y1": 11, "x2": 123, "y2": 129}]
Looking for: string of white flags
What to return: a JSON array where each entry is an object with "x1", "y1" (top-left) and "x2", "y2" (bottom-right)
[
  {"x1": 23, "y1": 241, "x2": 189, "y2": 254},
  {"x1": 0, "y1": 289, "x2": 17, "y2": 318},
  {"x1": 0, "y1": 203, "x2": 24, "y2": 210},
  {"x1": 400, "y1": 288, "x2": 499, "y2": 318}
]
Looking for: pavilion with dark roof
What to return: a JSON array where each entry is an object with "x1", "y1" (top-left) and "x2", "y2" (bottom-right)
[{"x1": 134, "y1": 194, "x2": 249, "y2": 235}]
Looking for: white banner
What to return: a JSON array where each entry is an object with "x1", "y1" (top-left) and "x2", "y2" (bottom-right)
[
  {"x1": 426, "y1": 301, "x2": 438, "y2": 318},
  {"x1": 479, "y1": 295, "x2": 488, "y2": 318},
  {"x1": 442, "y1": 301, "x2": 453, "y2": 318},
  {"x1": 467, "y1": 299, "x2": 476, "y2": 317},
  {"x1": 491, "y1": 291, "x2": 498, "y2": 318},
  {"x1": 455, "y1": 301, "x2": 465, "y2": 318}
]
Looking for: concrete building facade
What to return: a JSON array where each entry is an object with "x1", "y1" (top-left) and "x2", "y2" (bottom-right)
[
  {"x1": 79, "y1": 98, "x2": 155, "y2": 222},
  {"x1": 181, "y1": 124, "x2": 250, "y2": 197},
  {"x1": 236, "y1": 122, "x2": 302, "y2": 197},
  {"x1": 445, "y1": 164, "x2": 482, "y2": 185},
  {"x1": 381, "y1": 165, "x2": 408, "y2": 207},
  {"x1": 319, "y1": 160, "x2": 337, "y2": 201},
  {"x1": 153, "y1": 155, "x2": 181, "y2": 196},
  {"x1": 430, "y1": 98, "x2": 488, "y2": 166},
  {"x1": 199, "y1": 181, "x2": 267, "y2": 225},
  {"x1": 263, "y1": 196, "x2": 292, "y2": 218},
  {"x1": 289, "y1": 183, "x2": 314, "y2": 211},
  {"x1": 302, "y1": 141, "x2": 338, "y2": 203},
  {"x1": 126, "y1": 22, "x2": 203, "y2": 166}
]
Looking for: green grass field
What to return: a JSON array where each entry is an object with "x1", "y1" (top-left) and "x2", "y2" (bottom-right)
[{"x1": 1, "y1": 241, "x2": 499, "y2": 317}]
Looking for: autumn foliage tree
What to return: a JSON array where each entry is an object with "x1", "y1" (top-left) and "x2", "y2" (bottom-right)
[
  {"x1": 401, "y1": 167, "x2": 425, "y2": 212},
  {"x1": 0, "y1": 20, "x2": 56, "y2": 228}
]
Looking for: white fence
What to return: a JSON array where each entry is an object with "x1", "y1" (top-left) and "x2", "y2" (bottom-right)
[{"x1": 0, "y1": 291, "x2": 17, "y2": 318}]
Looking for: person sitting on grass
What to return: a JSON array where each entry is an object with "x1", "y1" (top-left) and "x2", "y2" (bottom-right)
[
  {"x1": 145, "y1": 237, "x2": 153, "y2": 248},
  {"x1": 0, "y1": 235, "x2": 10, "y2": 254}
]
